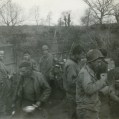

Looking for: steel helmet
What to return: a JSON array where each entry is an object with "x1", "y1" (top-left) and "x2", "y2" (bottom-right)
[
  {"x1": 0, "y1": 50, "x2": 4, "y2": 56},
  {"x1": 86, "y1": 49, "x2": 104, "y2": 63},
  {"x1": 42, "y1": 45, "x2": 49, "y2": 50}
]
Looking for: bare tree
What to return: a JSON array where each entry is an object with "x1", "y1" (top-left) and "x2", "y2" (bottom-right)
[
  {"x1": 67, "y1": 13, "x2": 71, "y2": 26},
  {"x1": 112, "y1": 3, "x2": 119, "y2": 23},
  {"x1": 0, "y1": 0, "x2": 24, "y2": 26},
  {"x1": 81, "y1": 8, "x2": 97, "y2": 26},
  {"x1": 46, "y1": 11, "x2": 52, "y2": 26},
  {"x1": 61, "y1": 11, "x2": 71, "y2": 27},
  {"x1": 81, "y1": 8, "x2": 91, "y2": 26},
  {"x1": 0, "y1": 0, "x2": 11, "y2": 8},
  {"x1": 30, "y1": 5, "x2": 40, "y2": 26},
  {"x1": 58, "y1": 17, "x2": 64, "y2": 26},
  {"x1": 83, "y1": 0, "x2": 114, "y2": 25}
]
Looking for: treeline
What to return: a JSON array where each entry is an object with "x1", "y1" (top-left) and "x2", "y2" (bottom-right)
[{"x1": 0, "y1": 24, "x2": 119, "y2": 64}]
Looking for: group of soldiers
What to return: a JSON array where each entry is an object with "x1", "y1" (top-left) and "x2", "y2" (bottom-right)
[
  {"x1": 0, "y1": 44, "x2": 119, "y2": 119},
  {"x1": 63, "y1": 46, "x2": 119, "y2": 119}
]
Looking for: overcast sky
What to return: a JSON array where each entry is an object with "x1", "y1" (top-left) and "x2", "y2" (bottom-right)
[{"x1": 11, "y1": 0, "x2": 88, "y2": 25}]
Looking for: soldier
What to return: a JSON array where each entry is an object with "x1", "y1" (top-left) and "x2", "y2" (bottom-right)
[
  {"x1": 39, "y1": 45, "x2": 53, "y2": 84},
  {"x1": 108, "y1": 68, "x2": 119, "y2": 119},
  {"x1": 76, "y1": 49, "x2": 108, "y2": 119},
  {"x1": 13, "y1": 61, "x2": 51, "y2": 119},
  {"x1": 63, "y1": 45, "x2": 83, "y2": 119},
  {"x1": 0, "y1": 50, "x2": 11, "y2": 118},
  {"x1": 22, "y1": 51, "x2": 38, "y2": 71},
  {"x1": 99, "y1": 48, "x2": 112, "y2": 119}
]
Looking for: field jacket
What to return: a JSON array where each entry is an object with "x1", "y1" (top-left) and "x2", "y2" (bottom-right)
[
  {"x1": 15, "y1": 71, "x2": 51, "y2": 105},
  {"x1": 76, "y1": 65, "x2": 107, "y2": 112}
]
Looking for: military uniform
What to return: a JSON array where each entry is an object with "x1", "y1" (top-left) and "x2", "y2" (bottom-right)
[
  {"x1": 14, "y1": 71, "x2": 51, "y2": 119},
  {"x1": 0, "y1": 60, "x2": 11, "y2": 118},
  {"x1": 76, "y1": 65, "x2": 107, "y2": 119},
  {"x1": 109, "y1": 81, "x2": 119, "y2": 119},
  {"x1": 39, "y1": 53, "x2": 53, "y2": 83},
  {"x1": 63, "y1": 59, "x2": 80, "y2": 119}
]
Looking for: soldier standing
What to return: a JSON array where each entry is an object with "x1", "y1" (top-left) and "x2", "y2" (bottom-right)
[
  {"x1": 39, "y1": 45, "x2": 53, "y2": 84},
  {"x1": 13, "y1": 61, "x2": 51, "y2": 119},
  {"x1": 0, "y1": 50, "x2": 11, "y2": 118},
  {"x1": 63, "y1": 45, "x2": 83, "y2": 119},
  {"x1": 108, "y1": 68, "x2": 119, "y2": 119},
  {"x1": 99, "y1": 48, "x2": 111, "y2": 119},
  {"x1": 76, "y1": 49, "x2": 108, "y2": 119}
]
